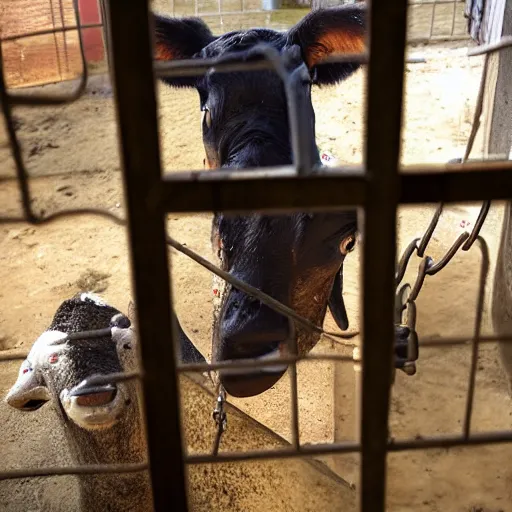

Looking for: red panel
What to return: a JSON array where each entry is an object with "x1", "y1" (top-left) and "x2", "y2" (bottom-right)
[
  {"x1": 78, "y1": 0, "x2": 104, "y2": 62},
  {"x1": 79, "y1": 0, "x2": 101, "y2": 24},
  {"x1": 82, "y1": 27, "x2": 104, "y2": 62}
]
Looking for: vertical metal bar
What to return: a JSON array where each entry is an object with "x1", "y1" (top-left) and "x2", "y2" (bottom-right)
[
  {"x1": 49, "y1": 0, "x2": 64, "y2": 81},
  {"x1": 450, "y1": 0, "x2": 458, "y2": 38},
  {"x1": 289, "y1": 364, "x2": 301, "y2": 449},
  {"x1": 463, "y1": 236, "x2": 490, "y2": 437},
  {"x1": 57, "y1": 0, "x2": 70, "y2": 74},
  {"x1": 360, "y1": 0, "x2": 408, "y2": 510},
  {"x1": 352, "y1": 345, "x2": 362, "y2": 444},
  {"x1": 0, "y1": 45, "x2": 36, "y2": 223},
  {"x1": 288, "y1": 323, "x2": 301, "y2": 450},
  {"x1": 286, "y1": 66, "x2": 317, "y2": 175},
  {"x1": 105, "y1": 2, "x2": 188, "y2": 511},
  {"x1": 429, "y1": 0, "x2": 437, "y2": 39},
  {"x1": 100, "y1": 0, "x2": 113, "y2": 73}
]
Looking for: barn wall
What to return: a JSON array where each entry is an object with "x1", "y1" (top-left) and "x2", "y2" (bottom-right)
[
  {"x1": 2, "y1": 0, "x2": 471, "y2": 90},
  {"x1": 0, "y1": 0, "x2": 105, "y2": 89}
]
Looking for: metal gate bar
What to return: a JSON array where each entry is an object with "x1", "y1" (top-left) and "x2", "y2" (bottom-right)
[
  {"x1": 158, "y1": 163, "x2": 512, "y2": 212},
  {"x1": 105, "y1": 0, "x2": 188, "y2": 509},
  {"x1": 360, "y1": 1, "x2": 408, "y2": 508}
]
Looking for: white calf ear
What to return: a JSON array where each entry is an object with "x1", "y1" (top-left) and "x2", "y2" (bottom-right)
[{"x1": 5, "y1": 361, "x2": 50, "y2": 411}]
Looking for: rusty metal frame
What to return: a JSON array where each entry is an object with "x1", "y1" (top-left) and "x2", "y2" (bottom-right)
[
  {"x1": 105, "y1": 0, "x2": 188, "y2": 509},
  {"x1": 1, "y1": 1, "x2": 512, "y2": 512}
]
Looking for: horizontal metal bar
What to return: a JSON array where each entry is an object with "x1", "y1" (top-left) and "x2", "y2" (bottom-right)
[
  {"x1": 178, "y1": 353, "x2": 354, "y2": 373},
  {"x1": 185, "y1": 441, "x2": 360, "y2": 464},
  {"x1": 0, "y1": 208, "x2": 126, "y2": 226},
  {"x1": 185, "y1": 428, "x2": 512, "y2": 464},
  {"x1": 2, "y1": 333, "x2": 512, "y2": 365},
  {"x1": 0, "y1": 463, "x2": 148, "y2": 481},
  {"x1": 389, "y1": 430, "x2": 512, "y2": 451},
  {"x1": 5, "y1": 164, "x2": 508, "y2": 223},
  {"x1": 3, "y1": 430, "x2": 508, "y2": 479},
  {"x1": 408, "y1": 35, "x2": 470, "y2": 43},
  {"x1": 419, "y1": 334, "x2": 512, "y2": 347},
  {"x1": 0, "y1": 351, "x2": 30, "y2": 362},
  {"x1": 155, "y1": 58, "x2": 276, "y2": 78},
  {"x1": 155, "y1": 52, "x2": 422, "y2": 80},
  {"x1": 401, "y1": 165, "x2": 512, "y2": 203},
  {"x1": 2, "y1": 165, "x2": 510, "y2": 222},
  {"x1": 321, "y1": 53, "x2": 427, "y2": 65},
  {"x1": 1, "y1": 23, "x2": 104, "y2": 42},
  {"x1": 161, "y1": 163, "x2": 512, "y2": 212},
  {"x1": 468, "y1": 35, "x2": 512, "y2": 56},
  {"x1": 162, "y1": 168, "x2": 365, "y2": 212}
]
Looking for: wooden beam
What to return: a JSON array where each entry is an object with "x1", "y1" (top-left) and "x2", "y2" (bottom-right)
[
  {"x1": 489, "y1": 0, "x2": 512, "y2": 396},
  {"x1": 483, "y1": 1, "x2": 512, "y2": 159}
]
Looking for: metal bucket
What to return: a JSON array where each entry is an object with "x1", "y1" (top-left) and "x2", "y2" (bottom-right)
[{"x1": 262, "y1": 0, "x2": 282, "y2": 11}]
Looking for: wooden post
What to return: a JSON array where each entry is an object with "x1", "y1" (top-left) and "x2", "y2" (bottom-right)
[
  {"x1": 483, "y1": 0, "x2": 512, "y2": 160},
  {"x1": 489, "y1": 0, "x2": 512, "y2": 394}
]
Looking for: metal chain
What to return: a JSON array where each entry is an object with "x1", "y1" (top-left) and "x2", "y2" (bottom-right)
[
  {"x1": 393, "y1": 47, "x2": 493, "y2": 376},
  {"x1": 395, "y1": 200, "x2": 490, "y2": 323},
  {"x1": 212, "y1": 385, "x2": 227, "y2": 456}
]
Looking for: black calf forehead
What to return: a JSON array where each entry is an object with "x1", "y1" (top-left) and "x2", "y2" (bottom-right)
[
  {"x1": 49, "y1": 295, "x2": 119, "y2": 333},
  {"x1": 200, "y1": 28, "x2": 286, "y2": 58}
]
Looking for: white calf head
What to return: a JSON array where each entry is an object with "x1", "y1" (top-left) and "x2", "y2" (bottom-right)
[{"x1": 5, "y1": 294, "x2": 138, "y2": 431}]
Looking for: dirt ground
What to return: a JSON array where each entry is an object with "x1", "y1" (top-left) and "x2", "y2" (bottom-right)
[{"x1": 1, "y1": 39, "x2": 511, "y2": 511}]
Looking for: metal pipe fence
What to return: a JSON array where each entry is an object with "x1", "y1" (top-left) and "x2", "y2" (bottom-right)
[{"x1": 1, "y1": 0, "x2": 512, "y2": 511}]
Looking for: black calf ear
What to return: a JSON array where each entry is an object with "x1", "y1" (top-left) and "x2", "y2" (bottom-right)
[
  {"x1": 328, "y1": 266, "x2": 349, "y2": 331},
  {"x1": 151, "y1": 13, "x2": 216, "y2": 87},
  {"x1": 287, "y1": 5, "x2": 367, "y2": 86},
  {"x1": 172, "y1": 311, "x2": 207, "y2": 364}
]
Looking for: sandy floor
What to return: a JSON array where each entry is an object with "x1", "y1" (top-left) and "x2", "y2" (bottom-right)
[{"x1": 0, "y1": 40, "x2": 511, "y2": 511}]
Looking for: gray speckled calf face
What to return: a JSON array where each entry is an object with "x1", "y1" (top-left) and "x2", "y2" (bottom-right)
[{"x1": 5, "y1": 293, "x2": 137, "y2": 431}]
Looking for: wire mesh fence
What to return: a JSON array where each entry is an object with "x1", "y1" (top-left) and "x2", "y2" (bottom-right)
[
  {"x1": 0, "y1": 0, "x2": 470, "y2": 90},
  {"x1": 1, "y1": 0, "x2": 512, "y2": 511}
]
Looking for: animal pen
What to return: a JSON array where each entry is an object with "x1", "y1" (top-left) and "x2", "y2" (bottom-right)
[{"x1": 1, "y1": 0, "x2": 512, "y2": 510}]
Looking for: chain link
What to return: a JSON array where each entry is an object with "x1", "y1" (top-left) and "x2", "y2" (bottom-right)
[
  {"x1": 212, "y1": 385, "x2": 227, "y2": 456},
  {"x1": 394, "y1": 200, "x2": 491, "y2": 376}
]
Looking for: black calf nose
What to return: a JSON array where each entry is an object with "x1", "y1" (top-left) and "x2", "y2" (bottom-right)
[
  {"x1": 220, "y1": 293, "x2": 290, "y2": 359},
  {"x1": 219, "y1": 291, "x2": 291, "y2": 398}
]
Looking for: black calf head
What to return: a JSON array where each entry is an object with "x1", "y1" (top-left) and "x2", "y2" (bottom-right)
[{"x1": 152, "y1": 7, "x2": 365, "y2": 397}]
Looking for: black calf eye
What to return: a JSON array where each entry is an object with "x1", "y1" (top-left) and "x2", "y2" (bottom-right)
[{"x1": 340, "y1": 235, "x2": 356, "y2": 255}]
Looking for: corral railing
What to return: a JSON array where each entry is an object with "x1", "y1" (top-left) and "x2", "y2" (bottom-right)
[{"x1": 1, "y1": 0, "x2": 512, "y2": 511}]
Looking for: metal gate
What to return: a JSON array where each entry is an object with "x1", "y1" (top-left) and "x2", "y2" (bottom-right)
[
  {"x1": 1, "y1": 0, "x2": 512, "y2": 511},
  {"x1": 341, "y1": 0, "x2": 469, "y2": 41}
]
